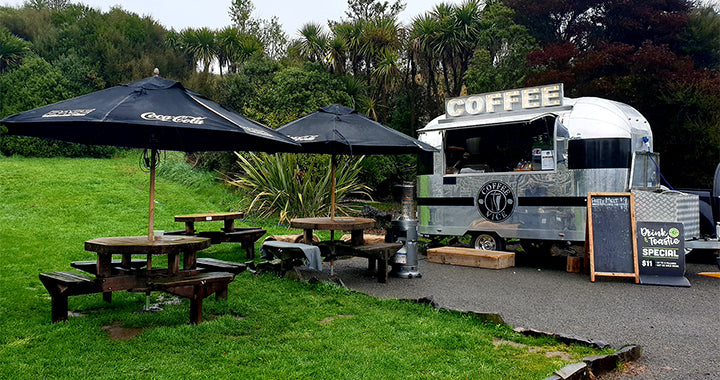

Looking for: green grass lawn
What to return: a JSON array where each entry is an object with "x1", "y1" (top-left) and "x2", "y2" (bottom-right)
[{"x1": 0, "y1": 153, "x2": 610, "y2": 379}]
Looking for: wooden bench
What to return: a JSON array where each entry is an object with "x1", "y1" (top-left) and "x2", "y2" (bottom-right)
[
  {"x1": 321, "y1": 242, "x2": 403, "y2": 283},
  {"x1": 196, "y1": 258, "x2": 248, "y2": 275},
  {"x1": 39, "y1": 271, "x2": 101, "y2": 323},
  {"x1": 147, "y1": 272, "x2": 235, "y2": 324},
  {"x1": 167, "y1": 228, "x2": 266, "y2": 260}
]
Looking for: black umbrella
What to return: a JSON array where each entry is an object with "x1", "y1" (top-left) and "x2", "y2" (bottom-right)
[
  {"x1": 276, "y1": 104, "x2": 437, "y2": 219},
  {"x1": 1, "y1": 74, "x2": 299, "y2": 240}
]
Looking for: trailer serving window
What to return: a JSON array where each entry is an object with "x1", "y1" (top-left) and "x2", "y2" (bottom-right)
[{"x1": 444, "y1": 116, "x2": 556, "y2": 174}]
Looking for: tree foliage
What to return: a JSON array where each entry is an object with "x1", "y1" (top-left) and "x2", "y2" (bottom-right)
[
  {"x1": 0, "y1": 26, "x2": 31, "y2": 71},
  {"x1": 345, "y1": 0, "x2": 406, "y2": 21},
  {"x1": 1, "y1": 0, "x2": 718, "y2": 189},
  {"x1": 508, "y1": 0, "x2": 720, "y2": 188}
]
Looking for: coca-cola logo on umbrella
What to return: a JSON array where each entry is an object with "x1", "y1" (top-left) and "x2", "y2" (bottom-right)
[
  {"x1": 476, "y1": 180, "x2": 515, "y2": 222},
  {"x1": 140, "y1": 112, "x2": 207, "y2": 125}
]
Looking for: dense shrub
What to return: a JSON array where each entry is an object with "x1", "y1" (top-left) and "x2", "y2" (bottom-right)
[
  {"x1": 0, "y1": 135, "x2": 117, "y2": 158},
  {"x1": 227, "y1": 152, "x2": 370, "y2": 223}
]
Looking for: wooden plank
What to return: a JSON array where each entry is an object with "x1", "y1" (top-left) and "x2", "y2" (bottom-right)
[{"x1": 427, "y1": 247, "x2": 514, "y2": 269}]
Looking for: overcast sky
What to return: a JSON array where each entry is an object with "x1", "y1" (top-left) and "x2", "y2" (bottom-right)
[{"x1": 1, "y1": 0, "x2": 461, "y2": 37}]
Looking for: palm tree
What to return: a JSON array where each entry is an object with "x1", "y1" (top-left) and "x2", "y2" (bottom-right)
[
  {"x1": 182, "y1": 27, "x2": 217, "y2": 73},
  {"x1": 410, "y1": 14, "x2": 442, "y2": 108},
  {"x1": 0, "y1": 28, "x2": 31, "y2": 72},
  {"x1": 325, "y1": 35, "x2": 348, "y2": 74},
  {"x1": 297, "y1": 22, "x2": 329, "y2": 63},
  {"x1": 332, "y1": 20, "x2": 364, "y2": 77},
  {"x1": 373, "y1": 50, "x2": 401, "y2": 94},
  {"x1": 359, "y1": 17, "x2": 402, "y2": 77},
  {"x1": 451, "y1": 0, "x2": 482, "y2": 94},
  {"x1": 410, "y1": 1, "x2": 483, "y2": 98},
  {"x1": 235, "y1": 34, "x2": 264, "y2": 66},
  {"x1": 216, "y1": 26, "x2": 241, "y2": 76}
]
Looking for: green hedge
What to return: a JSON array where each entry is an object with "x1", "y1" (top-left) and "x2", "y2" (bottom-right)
[{"x1": 0, "y1": 135, "x2": 117, "y2": 158}]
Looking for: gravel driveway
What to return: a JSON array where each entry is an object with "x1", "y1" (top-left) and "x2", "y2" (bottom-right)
[{"x1": 330, "y1": 249, "x2": 720, "y2": 379}]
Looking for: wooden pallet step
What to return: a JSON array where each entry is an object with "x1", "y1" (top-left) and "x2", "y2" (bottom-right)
[{"x1": 427, "y1": 247, "x2": 515, "y2": 269}]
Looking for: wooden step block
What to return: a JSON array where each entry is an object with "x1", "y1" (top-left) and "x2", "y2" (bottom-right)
[{"x1": 427, "y1": 247, "x2": 515, "y2": 269}]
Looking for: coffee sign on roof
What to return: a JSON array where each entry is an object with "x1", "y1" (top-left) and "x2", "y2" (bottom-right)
[{"x1": 445, "y1": 84, "x2": 564, "y2": 118}]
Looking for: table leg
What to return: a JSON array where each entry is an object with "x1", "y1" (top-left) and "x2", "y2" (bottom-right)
[
  {"x1": 378, "y1": 249, "x2": 389, "y2": 283},
  {"x1": 242, "y1": 242, "x2": 255, "y2": 260},
  {"x1": 96, "y1": 254, "x2": 113, "y2": 303},
  {"x1": 183, "y1": 250, "x2": 197, "y2": 271},
  {"x1": 51, "y1": 295, "x2": 69, "y2": 322},
  {"x1": 351, "y1": 229, "x2": 365, "y2": 245},
  {"x1": 168, "y1": 253, "x2": 180, "y2": 276},
  {"x1": 190, "y1": 284, "x2": 204, "y2": 324},
  {"x1": 224, "y1": 219, "x2": 235, "y2": 232},
  {"x1": 96, "y1": 253, "x2": 112, "y2": 277},
  {"x1": 303, "y1": 229, "x2": 314, "y2": 245},
  {"x1": 185, "y1": 221, "x2": 195, "y2": 235},
  {"x1": 121, "y1": 253, "x2": 133, "y2": 271}
]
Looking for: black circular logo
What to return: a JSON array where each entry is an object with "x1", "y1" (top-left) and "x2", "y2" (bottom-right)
[{"x1": 476, "y1": 181, "x2": 515, "y2": 222}]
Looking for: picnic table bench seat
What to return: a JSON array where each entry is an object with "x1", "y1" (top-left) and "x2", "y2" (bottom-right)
[
  {"x1": 70, "y1": 259, "x2": 148, "y2": 276},
  {"x1": 39, "y1": 271, "x2": 102, "y2": 322},
  {"x1": 260, "y1": 241, "x2": 323, "y2": 272},
  {"x1": 196, "y1": 258, "x2": 248, "y2": 275},
  {"x1": 147, "y1": 271, "x2": 235, "y2": 324},
  {"x1": 319, "y1": 241, "x2": 403, "y2": 283}
]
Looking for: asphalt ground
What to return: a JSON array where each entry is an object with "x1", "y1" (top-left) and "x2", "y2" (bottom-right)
[{"x1": 328, "y1": 248, "x2": 720, "y2": 379}]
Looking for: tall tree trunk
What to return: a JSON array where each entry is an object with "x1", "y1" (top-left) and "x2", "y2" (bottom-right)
[{"x1": 441, "y1": 59, "x2": 452, "y2": 98}]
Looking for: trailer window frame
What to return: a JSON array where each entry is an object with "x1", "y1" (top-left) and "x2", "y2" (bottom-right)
[{"x1": 442, "y1": 115, "x2": 558, "y2": 175}]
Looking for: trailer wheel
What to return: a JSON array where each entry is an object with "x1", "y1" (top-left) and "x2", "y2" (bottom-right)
[{"x1": 472, "y1": 233, "x2": 505, "y2": 251}]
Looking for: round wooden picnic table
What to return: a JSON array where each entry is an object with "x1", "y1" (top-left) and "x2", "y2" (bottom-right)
[
  {"x1": 290, "y1": 217, "x2": 376, "y2": 245},
  {"x1": 85, "y1": 235, "x2": 211, "y2": 276}
]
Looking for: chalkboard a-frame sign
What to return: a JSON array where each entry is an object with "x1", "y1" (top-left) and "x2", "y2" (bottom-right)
[{"x1": 587, "y1": 193, "x2": 639, "y2": 283}]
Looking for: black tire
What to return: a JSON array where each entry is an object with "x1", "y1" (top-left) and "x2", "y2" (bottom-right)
[{"x1": 471, "y1": 232, "x2": 505, "y2": 251}]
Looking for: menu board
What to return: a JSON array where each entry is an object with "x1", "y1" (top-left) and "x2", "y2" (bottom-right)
[
  {"x1": 636, "y1": 221, "x2": 690, "y2": 287},
  {"x1": 587, "y1": 193, "x2": 639, "y2": 283}
]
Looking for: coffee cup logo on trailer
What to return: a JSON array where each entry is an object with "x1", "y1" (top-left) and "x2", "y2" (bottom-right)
[{"x1": 477, "y1": 181, "x2": 515, "y2": 222}]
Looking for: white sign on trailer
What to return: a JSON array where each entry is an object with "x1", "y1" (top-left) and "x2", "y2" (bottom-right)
[{"x1": 445, "y1": 84, "x2": 563, "y2": 118}]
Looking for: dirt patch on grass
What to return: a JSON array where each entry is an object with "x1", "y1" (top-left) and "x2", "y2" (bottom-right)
[
  {"x1": 318, "y1": 315, "x2": 353, "y2": 324},
  {"x1": 596, "y1": 362, "x2": 647, "y2": 379},
  {"x1": 493, "y1": 338, "x2": 572, "y2": 361},
  {"x1": 102, "y1": 322, "x2": 144, "y2": 340}
]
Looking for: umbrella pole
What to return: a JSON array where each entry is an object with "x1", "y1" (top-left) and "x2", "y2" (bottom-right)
[
  {"x1": 148, "y1": 148, "x2": 158, "y2": 241},
  {"x1": 330, "y1": 154, "x2": 336, "y2": 221}
]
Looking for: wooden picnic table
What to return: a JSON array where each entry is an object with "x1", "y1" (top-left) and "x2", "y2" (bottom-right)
[
  {"x1": 170, "y1": 212, "x2": 265, "y2": 259},
  {"x1": 84, "y1": 235, "x2": 210, "y2": 277},
  {"x1": 39, "y1": 236, "x2": 236, "y2": 324},
  {"x1": 290, "y1": 217, "x2": 376, "y2": 245},
  {"x1": 174, "y1": 212, "x2": 244, "y2": 234},
  {"x1": 286, "y1": 217, "x2": 400, "y2": 283}
]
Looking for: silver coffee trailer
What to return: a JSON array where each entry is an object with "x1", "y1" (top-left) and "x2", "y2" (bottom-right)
[{"x1": 416, "y1": 83, "x2": 716, "y2": 254}]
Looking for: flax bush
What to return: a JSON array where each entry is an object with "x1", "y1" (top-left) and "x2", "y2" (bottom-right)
[{"x1": 228, "y1": 152, "x2": 370, "y2": 223}]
